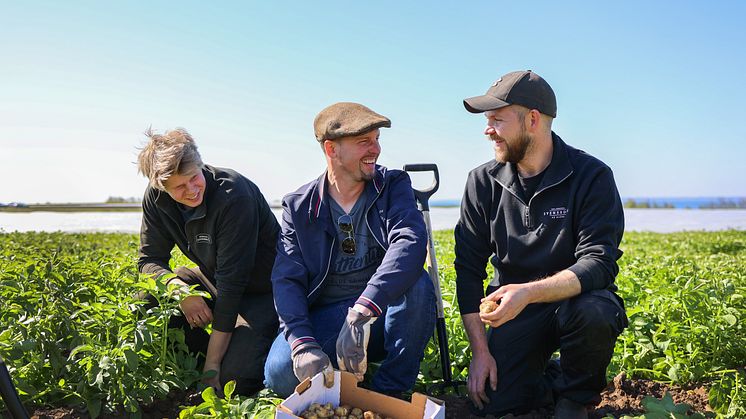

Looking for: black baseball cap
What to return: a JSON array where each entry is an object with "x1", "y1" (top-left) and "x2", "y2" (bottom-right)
[{"x1": 463, "y1": 70, "x2": 557, "y2": 118}]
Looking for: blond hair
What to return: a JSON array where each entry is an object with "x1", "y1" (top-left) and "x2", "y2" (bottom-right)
[{"x1": 137, "y1": 127, "x2": 204, "y2": 190}]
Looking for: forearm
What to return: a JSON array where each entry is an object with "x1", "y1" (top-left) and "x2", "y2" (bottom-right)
[
  {"x1": 525, "y1": 269, "x2": 582, "y2": 304},
  {"x1": 462, "y1": 313, "x2": 490, "y2": 356},
  {"x1": 204, "y1": 330, "x2": 232, "y2": 370},
  {"x1": 139, "y1": 259, "x2": 172, "y2": 277}
]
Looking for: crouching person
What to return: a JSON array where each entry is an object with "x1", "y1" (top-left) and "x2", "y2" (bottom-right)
[
  {"x1": 136, "y1": 127, "x2": 279, "y2": 395},
  {"x1": 264, "y1": 103, "x2": 436, "y2": 398},
  {"x1": 456, "y1": 71, "x2": 628, "y2": 418}
]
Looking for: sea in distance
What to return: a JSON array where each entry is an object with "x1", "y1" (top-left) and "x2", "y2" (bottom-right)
[
  {"x1": 432, "y1": 197, "x2": 746, "y2": 209},
  {"x1": 1, "y1": 197, "x2": 745, "y2": 234}
]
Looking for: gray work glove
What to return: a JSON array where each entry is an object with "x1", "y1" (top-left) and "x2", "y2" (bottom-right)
[
  {"x1": 291, "y1": 342, "x2": 334, "y2": 388},
  {"x1": 335, "y1": 307, "x2": 377, "y2": 381}
]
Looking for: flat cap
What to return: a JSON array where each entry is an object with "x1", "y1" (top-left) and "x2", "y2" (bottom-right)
[{"x1": 313, "y1": 102, "x2": 391, "y2": 142}]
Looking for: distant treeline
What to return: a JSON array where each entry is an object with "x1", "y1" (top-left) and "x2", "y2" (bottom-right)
[
  {"x1": 106, "y1": 196, "x2": 141, "y2": 203},
  {"x1": 624, "y1": 198, "x2": 746, "y2": 209}
]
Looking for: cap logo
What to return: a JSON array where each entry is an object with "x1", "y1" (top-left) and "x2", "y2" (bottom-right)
[{"x1": 491, "y1": 77, "x2": 502, "y2": 87}]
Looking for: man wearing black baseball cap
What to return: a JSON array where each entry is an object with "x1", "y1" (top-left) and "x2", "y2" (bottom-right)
[{"x1": 455, "y1": 71, "x2": 627, "y2": 419}]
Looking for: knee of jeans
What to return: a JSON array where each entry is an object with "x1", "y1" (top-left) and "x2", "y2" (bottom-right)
[
  {"x1": 263, "y1": 356, "x2": 296, "y2": 397},
  {"x1": 408, "y1": 272, "x2": 436, "y2": 306}
]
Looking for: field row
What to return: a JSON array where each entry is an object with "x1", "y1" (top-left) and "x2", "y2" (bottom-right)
[{"x1": 0, "y1": 231, "x2": 744, "y2": 417}]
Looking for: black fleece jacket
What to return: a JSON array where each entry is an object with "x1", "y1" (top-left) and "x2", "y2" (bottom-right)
[
  {"x1": 138, "y1": 165, "x2": 279, "y2": 332},
  {"x1": 454, "y1": 133, "x2": 624, "y2": 314}
]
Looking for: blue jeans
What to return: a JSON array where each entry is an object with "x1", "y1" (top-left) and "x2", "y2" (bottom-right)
[{"x1": 264, "y1": 272, "x2": 436, "y2": 397}]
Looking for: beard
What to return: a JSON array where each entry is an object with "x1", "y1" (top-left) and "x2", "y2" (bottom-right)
[
  {"x1": 490, "y1": 125, "x2": 532, "y2": 164},
  {"x1": 359, "y1": 166, "x2": 375, "y2": 181}
]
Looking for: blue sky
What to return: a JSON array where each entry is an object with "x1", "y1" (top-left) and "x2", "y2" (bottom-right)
[{"x1": 2, "y1": 1, "x2": 745, "y2": 203}]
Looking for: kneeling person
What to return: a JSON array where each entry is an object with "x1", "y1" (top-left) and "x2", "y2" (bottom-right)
[
  {"x1": 264, "y1": 103, "x2": 436, "y2": 397},
  {"x1": 457, "y1": 71, "x2": 628, "y2": 418},
  {"x1": 137, "y1": 128, "x2": 279, "y2": 395}
]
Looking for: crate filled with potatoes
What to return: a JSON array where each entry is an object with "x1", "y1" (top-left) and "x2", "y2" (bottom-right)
[
  {"x1": 297, "y1": 402, "x2": 391, "y2": 419},
  {"x1": 276, "y1": 371, "x2": 444, "y2": 419}
]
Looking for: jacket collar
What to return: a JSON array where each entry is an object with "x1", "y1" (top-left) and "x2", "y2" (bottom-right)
[
  {"x1": 489, "y1": 132, "x2": 574, "y2": 202},
  {"x1": 307, "y1": 165, "x2": 386, "y2": 222}
]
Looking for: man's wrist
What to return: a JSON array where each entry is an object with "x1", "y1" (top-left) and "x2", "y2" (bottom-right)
[
  {"x1": 291, "y1": 337, "x2": 321, "y2": 356},
  {"x1": 203, "y1": 360, "x2": 221, "y2": 371},
  {"x1": 351, "y1": 304, "x2": 374, "y2": 317},
  {"x1": 164, "y1": 276, "x2": 191, "y2": 295}
]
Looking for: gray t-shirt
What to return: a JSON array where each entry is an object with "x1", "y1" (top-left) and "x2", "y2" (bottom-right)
[{"x1": 315, "y1": 194, "x2": 385, "y2": 306}]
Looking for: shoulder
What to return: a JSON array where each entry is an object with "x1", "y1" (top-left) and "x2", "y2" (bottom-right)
[
  {"x1": 381, "y1": 166, "x2": 409, "y2": 184},
  {"x1": 467, "y1": 160, "x2": 501, "y2": 186},
  {"x1": 142, "y1": 186, "x2": 166, "y2": 211},
  {"x1": 563, "y1": 143, "x2": 613, "y2": 175},
  {"x1": 204, "y1": 165, "x2": 268, "y2": 207}
]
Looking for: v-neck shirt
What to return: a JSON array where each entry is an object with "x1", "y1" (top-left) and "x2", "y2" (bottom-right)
[{"x1": 315, "y1": 193, "x2": 385, "y2": 306}]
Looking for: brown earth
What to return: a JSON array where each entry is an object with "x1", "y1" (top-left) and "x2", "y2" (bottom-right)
[
  {"x1": 17, "y1": 373, "x2": 713, "y2": 419},
  {"x1": 20, "y1": 389, "x2": 202, "y2": 419},
  {"x1": 439, "y1": 372, "x2": 714, "y2": 419}
]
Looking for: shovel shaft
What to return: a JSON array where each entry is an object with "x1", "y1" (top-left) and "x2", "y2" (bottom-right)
[
  {"x1": 422, "y1": 209, "x2": 445, "y2": 319},
  {"x1": 404, "y1": 163, "x2": 464, "y2": 391},
  {"x1": 435, "y1": 318, "x2": 453, "y2": 382},
  {"x1": 0, "y1": 357, "x2": 29, "y2": 419}
]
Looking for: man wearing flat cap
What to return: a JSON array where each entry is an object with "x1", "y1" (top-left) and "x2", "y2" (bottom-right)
[
  {"x1": 264, "y1": 102, "x2": 436, "y2": 398},
  {"x1": 456, "y1": 71, "x2": 627, "y2": 419}
]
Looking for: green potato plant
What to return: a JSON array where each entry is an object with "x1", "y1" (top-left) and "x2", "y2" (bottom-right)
[
  {"x1": 0, "y1": 232, "x2": 201, "y2": 417},
  {"x1": 1, "y1": 230, "x2": 745, "y2": 418}
]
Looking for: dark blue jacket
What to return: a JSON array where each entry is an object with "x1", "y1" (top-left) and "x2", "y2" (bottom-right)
[{"x1": 271, "y1": 165, "x2": 429, "y2": 350}]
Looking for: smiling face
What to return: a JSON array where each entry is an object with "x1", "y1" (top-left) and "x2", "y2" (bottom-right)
[
  {"x1": 327, "y1": 128, "x2": 381, "y2": 183},
  {"x1": 484, "y1": 106, "x2": 533, "y2": 164},
  {"x1": 162, "y1": 166, "x2": 206, "y2": 208}
]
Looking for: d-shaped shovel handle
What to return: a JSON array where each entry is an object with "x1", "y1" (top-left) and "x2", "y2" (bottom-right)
[{"x1": 403, "y1": 164, "x2": 439, "y2": 211}]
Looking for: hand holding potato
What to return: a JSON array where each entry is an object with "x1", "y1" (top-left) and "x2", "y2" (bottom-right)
[
  {"x1": 479, "y1": 284, "x2": 532, "y2": 328},
  {"x1": 479, "y1": 300, "x2": 498, "y2": 314}
]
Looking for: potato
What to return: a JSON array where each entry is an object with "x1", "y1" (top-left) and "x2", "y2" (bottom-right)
[
  {"x1": 479, "y1": 300, "x2": 498, "y2": 314},
  {"x1": 304, "y1": 403, "x2": 385, "y2": 419},
  {"x1": 316, "y1": 407, "x2": 333, "y2": 418}
]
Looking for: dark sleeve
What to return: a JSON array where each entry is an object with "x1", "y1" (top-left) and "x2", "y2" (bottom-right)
[
  {"x1": 211, "y1": 197, "x2": 264, "y2": 332},
  {"x1": 454, "y1": 169, "x2": 494, "y2": 315},
  {"x1": 567, "y1": 167, "x2": 625, "y2": 292},
  {"x1": 271, "y1": 198, "x2": 316, "y2": 351},
  {"x1": 356, "y1": 172, "x2": 428, "y2": 315},
  {"x1": 138, "y1": 191, "x2": 175, "y2": 279}
]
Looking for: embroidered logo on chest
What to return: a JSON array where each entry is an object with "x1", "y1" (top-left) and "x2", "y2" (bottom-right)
[
  {"x1": 543, "y1": 207, "x2": 568, "y2": 219},
  {"x1": 195, "y1": 233, "x2": 212, "y2": 244}
]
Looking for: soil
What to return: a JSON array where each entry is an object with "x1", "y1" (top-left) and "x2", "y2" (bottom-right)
[
  {"x1": 438, "y1": 372, "x2": 714, "y2": 419},
  {"x1": 17, "y1": 373, "x2": 713, "y2": 419},
  {"x1": 20, "y1": 389, "x2": 202, "y2": 419}
]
